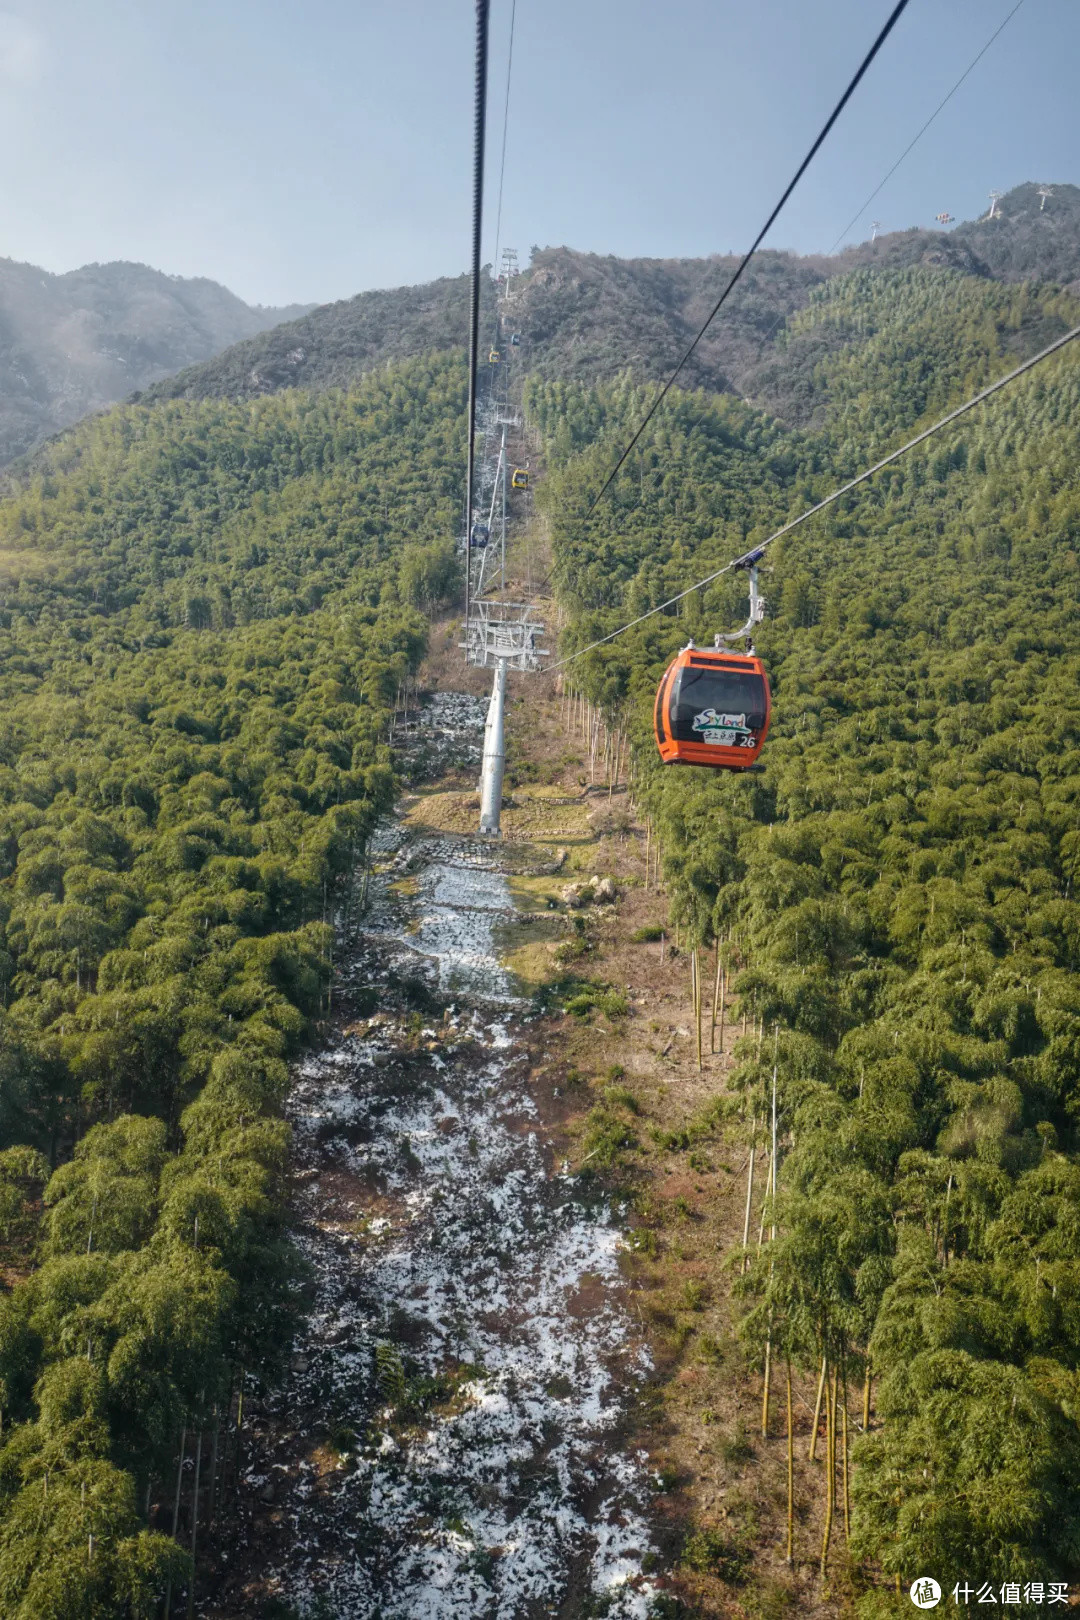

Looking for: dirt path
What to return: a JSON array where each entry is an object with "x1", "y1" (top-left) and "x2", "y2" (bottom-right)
[
  {"x1": 207, "y1": 689, "x2": 663, "y2": 1619},
  {"x1": 203, "y1": 620, "x2": 850, "y2": 1620}
]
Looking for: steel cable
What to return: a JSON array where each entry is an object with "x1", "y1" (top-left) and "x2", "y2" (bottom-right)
[
  {"x1": 584, "y1": 0, "x2": 913, "y2": 518},
  {"x1": 544, "y1": 321, "x2": 1080, "y2": 675},
  {"x1": 464, "y1": 0, "x2": 491, "y2": 641}
]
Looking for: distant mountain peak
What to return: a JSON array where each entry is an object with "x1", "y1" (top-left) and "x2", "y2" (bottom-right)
[{"x1": 0, "y1": 258, "x2": 315, "y2": 466}]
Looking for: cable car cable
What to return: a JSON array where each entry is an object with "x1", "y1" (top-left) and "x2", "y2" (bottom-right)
[
  {"x1": 584, "y1": 0, "x2": 912, "y2": 520},
  {"x1": 491, "y1": 0, "x2": 517, "y2": 302},
  {"x1": 827, "y1": 0, "x2": 1025, "y2": 254},
  {"x1": 463, "y1": 0, "x2": 491, "y2": 646},
  {"x1": 526, "y1": 0, "x2": 1031, "y2": 608},
  {"x1": 543, "y1": 319, "x2": 1080, "y2": 676},
  {"x1": 726, "y1": 0, "x2": 1028, "y2": 385}
]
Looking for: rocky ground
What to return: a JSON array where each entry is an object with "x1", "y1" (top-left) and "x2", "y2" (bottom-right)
[
  {"x1": 203, "y1": 629, "x2": 853, "y2": 1620},
  {"x1": 205, "y1": 685, "x2": 664, "y2": 1620}
]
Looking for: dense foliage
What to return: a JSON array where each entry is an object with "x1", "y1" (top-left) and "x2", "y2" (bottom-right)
[
  {"x1": 0, "y1": 257, "x2": 308, "y2": 470},
  {"x1": 535, "y1": 265, "x2": 1080, "y2": 1611},
  {"x1": 0, "y1": 354, "x2": 466, "y2": 1614},
  {"x1": 143, "y1": 184, "x2": 1080, "y2": 430},
  {"x1": 3, "y1": 222, "x2": 1080, "y2": 1613}
]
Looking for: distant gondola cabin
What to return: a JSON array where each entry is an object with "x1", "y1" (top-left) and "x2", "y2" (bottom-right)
[
  {"x1": 511, "y1": 468, "x2": 528, "y2": 489},
  {"x1": 654, "y1": 647, "x2": 771, "y2": 770}
]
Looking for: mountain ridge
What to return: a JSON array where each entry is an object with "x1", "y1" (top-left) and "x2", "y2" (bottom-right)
[
  {"x1": 139, "y1": 183, "x2": 1080, "y2": 425},
  {"x1": 0, "y1": 256, "x2": 315, "y2": 466}
]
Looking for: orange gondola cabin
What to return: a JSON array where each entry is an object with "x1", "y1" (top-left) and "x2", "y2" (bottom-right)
[{"x1": 654, "y1": 646, "x2": 771, "y2": 770}]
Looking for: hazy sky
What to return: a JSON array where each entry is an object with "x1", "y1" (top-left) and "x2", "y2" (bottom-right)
[{"x1": 2, "y1": 0, "x2": 1078, "y2": 307}]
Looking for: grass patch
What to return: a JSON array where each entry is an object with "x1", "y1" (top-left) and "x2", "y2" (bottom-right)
[
  {"x1": 627, "y1": 1226, "x2": 659, "y2": 1258},
  {"x1": 535, "y1": 975, "x2": 628, "y2": 1022},
  {"x1": 581, "y1": 1107, "x2": 639, "y2": 1168},
  {"x1": 650, "y1": 1097, "x2": 725, "y2": 1152},
  {"x1": 719, "y1": 1418, "x2": 755, "y2": 1465},
  {"x1": 601, "y1": 1084, "x2": 639, "y2": 1114},
  {"x1": 680, "y1": 1527, "x2": 751, "y2": 1584},
  {"x1": 566, "y1": 985, "x2": 629, "y2": 1021},
  {"x1": 630, "y1": 924, "x2": 664, "y2": 943},
  {"x1": 680, "y1": 1279, "x2": 708, "y2": 1311}
]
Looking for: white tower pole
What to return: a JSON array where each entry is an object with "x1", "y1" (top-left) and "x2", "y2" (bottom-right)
[
  {"x1": 500, "y1": 422, "x2": 508, "y2": 591},
  {"x1": 479, "y1": 658, "x2": 509, "y2": 835}
]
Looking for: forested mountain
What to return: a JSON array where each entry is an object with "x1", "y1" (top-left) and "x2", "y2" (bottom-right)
[
  {"x1": 0, "y1": 175, "x2": 1079, "y2": 1612},
  {"x1": 144, "y1": 183, "x2": 1080, "y2": 420},
  {"x1": 0, "y1": 356, "x2": 463, "y2": 1612},
  {"x1": 537, "y1": 262, "x2": 1080, "y2": 1608},
  {"x1": 950, "y1": 180, "x2": 1080, "y2": 284},
  {"x1": 0, "y1": 257, "x2": 313, "y2": 469}
]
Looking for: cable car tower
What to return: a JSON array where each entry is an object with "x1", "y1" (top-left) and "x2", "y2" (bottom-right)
[
  {"x1": 459, "y1": 7, "x2": 546, "y2": 837},
  {"x1": 464, "y1": 362, "x2": 546, "y2": 835},
  {"x1": 462, "y1": 256, "x2": 545, "y2": 838},
  {"x1": 499, "y1": 247, "x2": 519, "y2": 295},
  {"x1": 1037, "y1": 185, "x2": 1053, "y2": 211},
  {"x1": 987, "y1": 190, "x2": 1002, "y2": 219},
  {"x1": 870, "y1": 220, "x2": 882, "y2": 241}
]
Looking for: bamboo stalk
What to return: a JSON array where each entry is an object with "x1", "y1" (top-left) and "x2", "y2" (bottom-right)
[
  {"x1": 207, "y1": 1404, "x2": 220, "y2": 1526},
  {"x1": 164, "y1": 1424, "x2": 187, "y2": 1617},
  {"x1": 770, "y1": 1070, "x2": 778, "y2": 1213},
  {"x1": 841, "y1": 1363, "x2": 851, "y2": 1545},
  {"x1": 786, "y1": 1358, "x2": 795, "y2": 1567},
  {"x1": 693, "y1": 949, "x2": 702, "y2": 1072},
  {"x1": 710, "y1": 949, "x2": 722, "y2": 1054},
  {"x1": 757, "y1": 1136, "x2": 773, "y2": 1250},
  {"x1": 761, "y1": 1329, "x2": 772, "y2": 1437},
  {"x1": 741, "y1": 1114, "x2": 756, "y2": 1273},
  {"x1": 644, "y1": 822, "x2": 651, "y2": 889},
  {"x1": 187, "y1": 1428, "x2": 203, "y2": 1619},
  {"x1": 862, "y1": 1358, "x2": 872, "y2": 1432},
  {"x1": 820, "y1": 1365, "x2": 836, "y2": 1577},
  {"x1": 809, "y1": 1356, "x2": 826, "y2": 1460},
  {"x1": 718, "y1": 968, "x2": 726, "y2": 1051}
]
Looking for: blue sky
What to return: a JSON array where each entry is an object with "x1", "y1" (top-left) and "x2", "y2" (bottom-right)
[{"x1": 2, "y1": 0, "x2": 1077, "y2": 307}]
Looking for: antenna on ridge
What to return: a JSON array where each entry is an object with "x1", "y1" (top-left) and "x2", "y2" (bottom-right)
[
  {"x1": 1037, "y1": 184, "x2": 1053, "y2": 212},
  {"x1": 987, "y1": 190, "x2": 1002, "y2": 219}
]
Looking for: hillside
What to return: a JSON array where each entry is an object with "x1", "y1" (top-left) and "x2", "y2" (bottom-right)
[
  {"x1": 0, "y1": 356, "x2": 466, "y2": 1614},
  {"x1": 536, "y1": 264, "x2": 1080, "y2": 1609},
  {"x1": 950, "y1": 179, "x2": 1080, "y2": 284},
  {"x1": 143, "y1": 184, "x2": 1080, "y2": 424},
  {"x1": 0, "y1": 257, "x2": 313, "y2": 467},
  {"x1": 0, "y1": 197, "x2": 1078, "y2": 1613}
]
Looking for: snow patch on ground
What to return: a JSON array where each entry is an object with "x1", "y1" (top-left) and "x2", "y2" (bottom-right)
[{"x1": 253, "y1": 694, "x2": 661, "y2": 1618}]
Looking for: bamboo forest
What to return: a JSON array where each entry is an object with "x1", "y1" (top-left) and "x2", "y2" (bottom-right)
[{"x1": 0, "y1": 92, "x2": 1077, "y2": 1618}]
